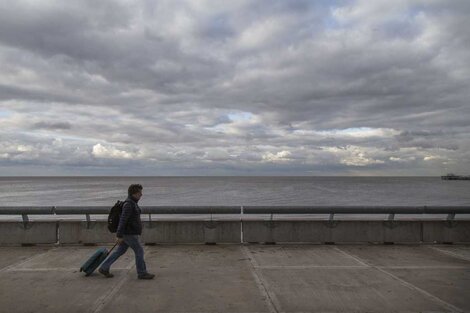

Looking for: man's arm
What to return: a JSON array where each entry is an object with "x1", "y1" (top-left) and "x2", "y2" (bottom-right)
[{"x1": 116, "y1": 201, "x2": 133, "y2": 238}]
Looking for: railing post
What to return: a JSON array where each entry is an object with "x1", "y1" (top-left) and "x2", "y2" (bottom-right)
[
  {"x1": 385, "y1": 212, "x2": 398, "y2": 229},
  {"x1": 446, "y1": 212, "x2": 457, "y2": 228},
  {"x1": 240, "y1": 205, "x2": 244, "y2": 244},
  {"x1": 447, "y1": 212, "x2": 455, "y2": 221},
  {"x1": 326, "y1": 212, "x2": 338, "y2": 228},
  {"x1": 21, "y1": 213, "x2": 29, "y2": 229},
  {"x1": 264, "y1": 212, "x2": 276, "y2": 228},
  {"x1": 85, "y1": 213, "x2": 91, "y2": 229},
  {"x1": 147, "y1": 213, "x2": 153, "y2": 228}
]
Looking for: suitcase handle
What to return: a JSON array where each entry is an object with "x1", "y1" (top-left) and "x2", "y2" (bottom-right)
[{"x1": 107, "y1": 241, "x2": 119, "y2": 255}]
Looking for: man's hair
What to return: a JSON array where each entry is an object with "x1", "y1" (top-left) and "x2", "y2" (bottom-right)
[{"x1": 128, "y1": 184, "x2": 143, "y2": 195}]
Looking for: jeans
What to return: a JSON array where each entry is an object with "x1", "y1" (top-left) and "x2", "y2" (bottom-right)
[{"x1": 99, "y1": 234, "x2": 147, "y2": 276}]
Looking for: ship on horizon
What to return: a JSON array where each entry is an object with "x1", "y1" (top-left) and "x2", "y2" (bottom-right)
[{"x1": 441, "y1": 173, "x2": 470, "y2": 180}]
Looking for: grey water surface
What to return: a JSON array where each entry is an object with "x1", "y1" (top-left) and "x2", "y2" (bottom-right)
[{"x1": 0, "y1": 176, "x2": 469, "y2": 207}]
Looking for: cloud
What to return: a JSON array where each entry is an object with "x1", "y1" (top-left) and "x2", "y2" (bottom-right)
[
  {"x1": 262, "y1": 150, "x2": 292, "y2": 163},
  {"x1": 32, "y1": 121, "x2": 72, "y2": 130},
  {"x1": 0, "y1": 0, "x2": 469, "y2": 175},
  {"x1": 92, "y1": 143, "x2": 134, "y2": 159}
]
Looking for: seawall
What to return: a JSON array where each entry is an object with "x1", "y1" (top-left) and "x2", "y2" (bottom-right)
[{"x1": 1, "y1": 218, "x2": 469, "y2": 245}]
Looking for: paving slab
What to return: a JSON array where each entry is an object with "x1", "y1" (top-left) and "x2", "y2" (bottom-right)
[
  {"x1": 338, "y1": 244, "x2": 470, "y2": 267},
  {"x1": 388, "y1": 268, "x2": 470, "y2": 312},
  {"x1": 428, "y1": 245, "x2": 470, "y2": 262},
  {"x1": 257, "y1": 267, "x2": 454, "y2": 312},
  {"x1": 0, "y1": 246, "x2": 137, "y2": 313},
  {"x1": 141, "y1": 244, "x2": 250, "y2": 268},
  {"x1": 11, "y1": 245, "x2": 134, "y2": 271},
  {"x1": 246, "y1": 244, "x2": 364, "y2": 267},
  {"x1": 100, "y1": 245, "x2": 270, "y2": 313},
  {"x1": 0, "y1": 244, "x2": 469, "y2": 313},
  {"x1": 0, "y1": 246, "x2": 52, "y2": 270},
  {"x1": 0, "y1": 269, "x2": 135, "y2": 313}
]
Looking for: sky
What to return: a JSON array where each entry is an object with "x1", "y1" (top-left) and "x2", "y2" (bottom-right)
[{"x1": 0, "y1": 0, "x2": 469, "y2": 176}]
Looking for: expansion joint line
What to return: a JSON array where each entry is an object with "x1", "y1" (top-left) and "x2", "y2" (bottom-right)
[
  {"x1": 428, "y1": 246, "x2": 470, "y2": 262},
  {"x1": 241, "y1": 245, "x2": 282, "y2": 313}
]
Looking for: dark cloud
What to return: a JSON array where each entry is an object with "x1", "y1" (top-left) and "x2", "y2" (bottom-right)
[
  {"x1": 0, "y1": 0, "x2": 469, "y2": 175},
  {"x1": 32, "y1": 121, "x2": 72, "y2": 130}
]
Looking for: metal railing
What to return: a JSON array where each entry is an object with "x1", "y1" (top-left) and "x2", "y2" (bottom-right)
[
  {"x1": 1, "y1": 205, "x2": 469, "y2": 225},
  {"x1": 1, "y1": 205, "x2": 469, "y2": 215}
]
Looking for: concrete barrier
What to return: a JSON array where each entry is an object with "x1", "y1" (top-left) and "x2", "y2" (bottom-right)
[
  {"x1": 243, "y1": 220, "x2": 428, "y2": 244},
  {"x1": 58, "y1": 221, "x2": 115, "y2": 244},
  {"x1": 1, "y1": 219, "x2": 469, "y2": 245},
  {"x1": 0, "y1": 221, "x2": 57, "y2": 245},
  {"x1": 142, "y1": 220, "x2": 240, "y2": 244},
  {"x1": 57, "y1": 220, "x2": 241, "y2": 244},
  {"x1": 422, "y1": 221, "x2": 470, "y2": 243}
]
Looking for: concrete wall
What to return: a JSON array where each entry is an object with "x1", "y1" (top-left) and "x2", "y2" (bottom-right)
[
  {"x1": 142, "y1": 220, "x2": 240, "y2": 244},
  {"x1": 0, "y1": 221, "x2": 57, "y2": 245},
  {"x1": 422, "y1": 221, "x2": 470, "y2": 243},
  {"x1": 0, "y1": 219, "x2": 469, "y2": 245},
  {"x1": 57, "y1": 220, "x2": 241, "y2": 244},
  {"x1": 242, "y1": 220, "x2": 470, "y2": 244},
  {"x1": 59, "y1": 221, "x2": 115, "y2": 244},
  {"x1": 242, "y1": 221, "x2": 422, "y2": 243}
]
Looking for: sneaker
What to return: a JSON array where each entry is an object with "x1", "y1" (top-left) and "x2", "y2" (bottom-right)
[
  {"x1": 138, "y1": 272, "x2": 155, "y2": 280},
  {"x1": 98, "y1": 268, "x2": 114, "y2": 278}
]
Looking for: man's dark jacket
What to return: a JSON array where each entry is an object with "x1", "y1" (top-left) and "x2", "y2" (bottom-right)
[{"x1": 116, "y1": 195, "x2": 142, "y2": 238}]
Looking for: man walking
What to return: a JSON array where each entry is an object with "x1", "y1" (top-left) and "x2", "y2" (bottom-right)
[{"x1": 99, "y1": 184, "x2": 155, "y2": 279}]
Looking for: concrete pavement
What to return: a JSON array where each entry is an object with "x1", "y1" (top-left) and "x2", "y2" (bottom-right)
[{"x1": 0, "y1": 243, "x2": 469, "y2": 313}]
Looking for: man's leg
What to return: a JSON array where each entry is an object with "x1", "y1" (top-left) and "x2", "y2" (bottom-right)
[
  {"x1": 123, "y1": 235, "x2": 147, "y2": 276},
  {"x1": 99, "y1": 241, "x2": 129, "y2": 272}
]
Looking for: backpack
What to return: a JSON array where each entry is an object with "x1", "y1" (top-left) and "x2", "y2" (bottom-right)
[{"x1": 107, "y1": 200, "x2": 126, "y2": 233}]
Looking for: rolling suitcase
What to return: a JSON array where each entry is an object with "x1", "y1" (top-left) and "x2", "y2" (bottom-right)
[{"x1": 79, "y1": 242, "x2": 119, "y2": 276}]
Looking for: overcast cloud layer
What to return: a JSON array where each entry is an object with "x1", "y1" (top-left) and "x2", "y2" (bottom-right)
[{"x1": 0, "y1": 0, "x2": 469, "y2": 175}]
